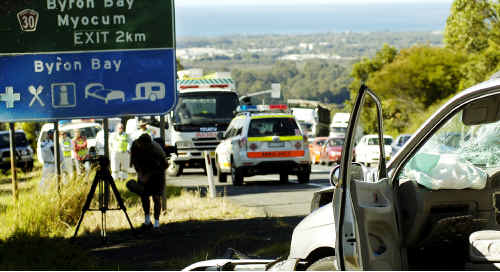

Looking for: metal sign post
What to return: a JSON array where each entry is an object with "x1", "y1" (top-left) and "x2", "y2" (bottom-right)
[
  {"x1": 54, "y1": 122, "x2": 61, "y2": 193},
  {"x1": 8, "y1": 123, "x2": 18, "y2": 201}
]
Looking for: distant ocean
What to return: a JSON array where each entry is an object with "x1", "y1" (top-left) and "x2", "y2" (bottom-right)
[{"x1": 175, "y1": 3, "x2": 450, "y2": 37}]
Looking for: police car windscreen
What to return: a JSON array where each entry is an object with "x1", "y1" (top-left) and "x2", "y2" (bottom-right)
[
  {"x1": 0, "y1": 132, "x2": 28, "y2": 148},
  {"x1": 248, "y1": 118, "x2": 300, "y2": 137}
]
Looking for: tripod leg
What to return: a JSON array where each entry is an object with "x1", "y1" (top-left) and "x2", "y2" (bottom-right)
[
  {"x1": 73, "y1": 172, "x2": 101, "y2": 239},
  {"x1": 107, "y1": 175, "x2": 136, "y2": 232}
]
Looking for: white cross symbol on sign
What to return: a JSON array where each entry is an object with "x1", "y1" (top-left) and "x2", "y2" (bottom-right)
[{"x1": 0, "y1": 87, "x2": 21, "y2": 108}]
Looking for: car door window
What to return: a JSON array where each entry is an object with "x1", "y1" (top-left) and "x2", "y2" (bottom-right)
[{"x1": 399, "y1": 110, "x2": 497, "y2": 190}]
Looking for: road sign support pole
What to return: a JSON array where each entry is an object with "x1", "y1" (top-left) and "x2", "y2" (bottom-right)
[
  {"x1": 160, "y1": 115, "x2": 167, "y2": 211},
  {"x1": 204, "y1": 151, "x2": 216, "y2": 199},
  {"x1": 103, "y1": 119, "x2": 109, "y2": 158},
  {"x1": 8, "y1": 123, "x2": 18, "y2": 201},
  {"x1": 54, "y1": 122, "x2": 61, "y2": 194}
]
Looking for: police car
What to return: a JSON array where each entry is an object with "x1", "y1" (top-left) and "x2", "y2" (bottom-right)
[{"x1": 214, "y1": 104, "x2": 311, "y2": 185}]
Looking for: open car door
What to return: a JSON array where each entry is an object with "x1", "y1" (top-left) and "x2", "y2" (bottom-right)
[{"x1": 334, "y1": 85, "x2": 404, "y2": 270}]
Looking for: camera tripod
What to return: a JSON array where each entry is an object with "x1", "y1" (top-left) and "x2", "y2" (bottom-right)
[{"x1": 73, "y1": 156, "x2": 135, "y2": 240}]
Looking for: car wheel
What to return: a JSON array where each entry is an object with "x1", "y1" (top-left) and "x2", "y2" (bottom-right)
[
  {"x1": 167, "y1": 162, "x2": 183, "y2": 177},
  {"x1": 231, "y1": 159, "x2": 243, "y2": 186},
  {"x1": 216, "y1": 158, "x2": 227, "y2": 183},
  {"x1": 22, "y1": 160, "x2": 34, "y2": 172},
  {"x1": 297, "y1": 171, "x2": 310, "y2": 184},
  {"x1": 279, "y1": 172, "x2": 288, "y2": 184},
  {"x1": 306, "y1": 256, "x2": 337, "y2": 271}
]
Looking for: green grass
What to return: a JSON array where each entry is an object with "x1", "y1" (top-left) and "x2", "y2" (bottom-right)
[{"x1": 0, "y1": 166, "x2": 265, "y2": 269}]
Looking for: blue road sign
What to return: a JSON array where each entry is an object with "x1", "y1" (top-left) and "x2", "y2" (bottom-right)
[{"x1": 0, "y1": 49, "x2": 176, "y2": 121}]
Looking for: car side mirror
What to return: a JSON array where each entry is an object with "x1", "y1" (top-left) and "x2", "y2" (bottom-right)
[
  {"x1": 329, "y1": 165, "x2": 340, "y2": 186},
  {"x1": 330, "y1": 162, "x2": 371, "y2": 187},
  {"x1": 216, "y1": 132, "x2": 224, "y2": 141}
]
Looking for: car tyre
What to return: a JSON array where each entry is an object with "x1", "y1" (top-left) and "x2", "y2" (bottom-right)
[
  {"x1": 279, "y1": 172, "x2": 288, "y2": 184},
  {"x1": 167, "y1": 162, "x2": 183, "y2": 177},
  {"x1": 216, "y1": 159, "x2": 227, "y2": 183},
  {"x1": 297, "y1": 171, "x2": 310, "y2": 184},
  {"x1": 306, "y1": 256, "x2": 338, "y2": 271},
  {"x1": 231, "y1": 159, "x2": 243, "y2": 186}
]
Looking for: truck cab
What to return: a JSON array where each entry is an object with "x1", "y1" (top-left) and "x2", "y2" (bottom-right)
[{"x1": 166, "y1": 78, "x2": 239, "y2": 176}]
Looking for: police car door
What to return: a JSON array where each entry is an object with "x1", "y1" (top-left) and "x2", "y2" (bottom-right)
[{"x1": 334, "y1": 85, "x2": 403, "y2": 270}]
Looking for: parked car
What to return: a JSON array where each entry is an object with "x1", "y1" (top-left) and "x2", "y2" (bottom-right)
[
  {"x1": 319, "y1": 137, "x2": 344, "y2": 165},
  {"x1": 215, "y1": 104, "x2": 311, "y2": 185},
  {"x1": 354, "y1": 134, "x2": 393, "y2": 167},
  {"x1": 308, "y1": 137, "x2": 327, "y2": 164},
  {"x1": 0, "y1": 130, "x2": 34, "y2": 172},
  {"x1": 391, "y1": 133, "x2": 412, "y2": 156}
]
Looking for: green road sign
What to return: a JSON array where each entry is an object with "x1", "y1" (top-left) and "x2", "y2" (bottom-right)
[{"x1": 0, "y1": 0, "x2": 175, "y2": 54}]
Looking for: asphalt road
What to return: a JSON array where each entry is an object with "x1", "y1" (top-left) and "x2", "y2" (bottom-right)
[{"x1": 167, "y1": 164, "x2": 334, "y2": 217}]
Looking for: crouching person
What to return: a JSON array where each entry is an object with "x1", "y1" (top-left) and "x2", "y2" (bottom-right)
[{"x1": 127, "y1": 134, "x2": 167, "y2": 229}]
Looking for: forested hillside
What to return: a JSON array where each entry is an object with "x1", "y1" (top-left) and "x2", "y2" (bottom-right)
[{"x1": 176, "y1": 0, "x2": 500, "y2": 136}]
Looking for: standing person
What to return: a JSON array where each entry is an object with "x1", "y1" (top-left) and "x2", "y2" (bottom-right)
[
  {"x1": 135, "y1": 120, "x2": 155, "y2": 140},
  {"x1": 72, "y1": 129, "x2": 89, "y2": 176},
  {"x1": 110, "y1": 123, "x2": 131, "y2": 181},
  {"x1": 127, "y1": 134, "x2": 167, "y2": 229},
  {"x1": 60, "y1": 131, "x2": 74, "y2": 182},
  {"x1": 39, "y1": 131, "x2": 55, "y2": 191}
]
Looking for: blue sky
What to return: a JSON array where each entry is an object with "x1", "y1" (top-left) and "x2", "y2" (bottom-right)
[{"x1": 176, "y1": 0, "x2": 453, "y2": 7}]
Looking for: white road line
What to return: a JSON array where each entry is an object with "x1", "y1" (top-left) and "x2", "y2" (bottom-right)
[{"x1": 308, "y1": 183, "x2": 324, "y2": 188}]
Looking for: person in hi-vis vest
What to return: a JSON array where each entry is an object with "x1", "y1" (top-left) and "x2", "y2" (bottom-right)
[
  {"x1": 110, "y1": 123, "x2": 131, "y2": 181},
  {"x1": 72, "y1": 129, "x2": 89, "y2": 176},
  {"x1": 39, "y1": 130, "x2": 56, "y2": 191},
  {"x1": 60, "y1": 131, "x2": 74, "y2": 182}
]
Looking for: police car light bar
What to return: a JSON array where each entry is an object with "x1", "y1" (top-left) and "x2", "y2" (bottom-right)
[{"x1": 237, "y1": 104, "x2": 288, "y2": 112}]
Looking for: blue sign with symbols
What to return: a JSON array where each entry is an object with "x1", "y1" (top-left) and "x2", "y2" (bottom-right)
[{"x1": 0, "y1": 49, "x2": 176, "y2": 121}]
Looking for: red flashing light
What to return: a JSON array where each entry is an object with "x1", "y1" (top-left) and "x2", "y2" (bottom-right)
[
  {"x1": 180, "y1": 85, "x2": 200, "y2": 89},
  {"x1": 269, "y1": 104, "x2": 288, "y2": 110},
  {"x1": 209, "y1": 84, "x2": 229, "y2": 88}
]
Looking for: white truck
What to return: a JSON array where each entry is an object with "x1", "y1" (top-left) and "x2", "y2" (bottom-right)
[
  {"x1": 166, "y1": 78, "x2": 240, "y2": 176},
  {"x1": 329, "y1": 112, "x2": 350, "y2": 138}
]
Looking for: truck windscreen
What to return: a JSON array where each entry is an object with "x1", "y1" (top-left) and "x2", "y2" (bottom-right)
[{"x1": 173, "y1": 92, "x2": 239, "y2": 125}]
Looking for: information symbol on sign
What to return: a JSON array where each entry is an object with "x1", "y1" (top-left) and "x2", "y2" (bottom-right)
[
  {"x1": 51, "y1": 83, "x2": 76, "y2": 108},
  {"x1": 17, "y1": 9, "x2": 39, "y2": 32}
]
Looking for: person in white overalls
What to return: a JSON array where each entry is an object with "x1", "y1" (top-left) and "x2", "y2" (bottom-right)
[
  {"x1": 59, "y1": 131, "x2": 74, "y2": 182},
  {"x1": 39, "y1": 131, "x2": 56, "y2": 191},
  {"x1": 110, "y1": 123, "x2": 131, "y2": 181}
]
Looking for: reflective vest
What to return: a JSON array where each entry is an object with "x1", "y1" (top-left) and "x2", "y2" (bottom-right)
[
  {"x1": 62, "y1": 139, "x2": 72, "y2": 157},
  {"x1": 74, "y1": 138, "x2": 88, "y2": 159},
  {"x1": 115, "y1": 133, "x2": 129, "y2": 152}
]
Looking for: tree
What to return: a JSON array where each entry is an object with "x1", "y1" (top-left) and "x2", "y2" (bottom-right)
[
  {"x1": 367, "y1": 46, "x2": 466, "y2": 107},
  {"x1": 444, "y1": 0, "x2": 500, "y2": 53},
  {"x1": 350, "y1": 44, "x2": 398, "y2": 92}
]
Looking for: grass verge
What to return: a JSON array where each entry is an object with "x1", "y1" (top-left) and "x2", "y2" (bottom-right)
[{"x1": 0, "y1": 167, "x2": 267, "y2": 270}]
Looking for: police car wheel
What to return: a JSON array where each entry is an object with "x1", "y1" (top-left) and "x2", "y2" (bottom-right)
[
  {"x1": 279, "y1": 172, "x2": 288, "y2": 184},
  {"x1": 218, "y1": 172, "x2": 228, "y2": 183},
  {"x1": 231, "y1": 161, "x2": 243, "y2": 186}
]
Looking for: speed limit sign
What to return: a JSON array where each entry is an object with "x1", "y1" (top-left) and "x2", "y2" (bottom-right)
[{"x1": 17, "y1": 9, "x2": 39, "y2": 32}]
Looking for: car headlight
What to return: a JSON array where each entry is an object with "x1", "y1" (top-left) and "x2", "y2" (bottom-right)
[{"x1": 176, "y1": 141, "x2": 193, "y2": 149}]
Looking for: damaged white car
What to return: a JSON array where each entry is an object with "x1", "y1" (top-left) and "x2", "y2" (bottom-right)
[{"x1": 184, "y1": 77, "x2": 500, "y2": 271}]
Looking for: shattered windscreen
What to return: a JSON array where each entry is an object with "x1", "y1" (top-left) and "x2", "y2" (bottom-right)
[{"x1": 400, "y1": 111, "x2": 499, "y2": 190}]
